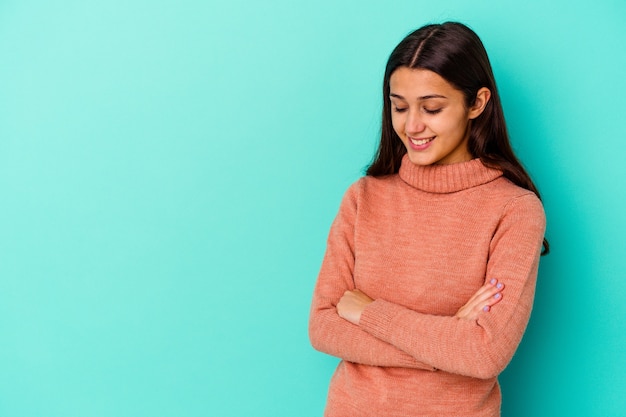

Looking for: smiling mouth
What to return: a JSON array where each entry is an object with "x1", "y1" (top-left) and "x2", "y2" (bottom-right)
[{"x1": 410, "y1": 137, "x2": 435, "y2": 146}]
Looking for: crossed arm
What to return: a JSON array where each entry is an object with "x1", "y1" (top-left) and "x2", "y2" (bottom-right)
[{"x1": 337, "y1": 278, "x2": 504, "y2": 326}]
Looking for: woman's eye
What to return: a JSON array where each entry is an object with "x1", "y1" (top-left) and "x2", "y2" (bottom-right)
[
  {"x1": 424, "y1": 108, "x2": 442, "y2": 114},
  {"x1": 393, "y1": 107, "x2": 408, "y2": 113}
]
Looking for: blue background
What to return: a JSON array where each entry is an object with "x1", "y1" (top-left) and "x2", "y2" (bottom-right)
[{"x1": 1, "y1": 1, "x2": 625, "y2": 416}]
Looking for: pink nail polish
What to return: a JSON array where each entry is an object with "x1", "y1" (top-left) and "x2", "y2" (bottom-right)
[
  {"x1": 490, "y1": 278, "x2": 496, "y2": 285},
  {"x1": 483, "y1": 306, "x2": 490, "y2": 312}
]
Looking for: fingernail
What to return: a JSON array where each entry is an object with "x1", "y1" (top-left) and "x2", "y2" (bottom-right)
[
  {"x1": 494, "y1": 293, "x2": 501, "y2": 299},
  {"x1": 496, "y1": 283, "x2": 503, "y2": 289},
  {"x1": 483, "y1": 306, "x2": 490, "y2": 312},
  {"x1": 490, "y1": 278, "x2": 497, "y2": 285}
]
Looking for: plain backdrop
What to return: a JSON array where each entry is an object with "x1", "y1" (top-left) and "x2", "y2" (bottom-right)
[{"x1": 1, "y1": 1, "x2": 625, "y2": 416}]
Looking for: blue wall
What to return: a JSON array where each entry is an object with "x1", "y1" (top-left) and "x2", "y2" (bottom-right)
[{"x1": 1, "y1": 1, "x2": 624, "y2": 416}]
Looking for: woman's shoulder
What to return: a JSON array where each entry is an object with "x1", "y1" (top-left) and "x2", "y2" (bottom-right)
[
  {"x1": 487, "y1": 177, "x2": 546, "y2": 223},
  {"x1": 345, "y1": 173, "x2": 403, "y2": 199},
  {"x1": 355, "y1": 172, "x2": 398, "y2": 184},
  {"x1": 485, "y1": 176, "x2": 542, "y2": 202}
]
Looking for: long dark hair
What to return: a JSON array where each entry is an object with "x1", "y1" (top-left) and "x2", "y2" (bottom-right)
[{"x1": 367, "y1": 22, "x2": 549, "y2": 254}]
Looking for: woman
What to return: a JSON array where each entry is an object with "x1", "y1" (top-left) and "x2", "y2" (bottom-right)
[{"x1": 309, "y1": 22, "x2": 548, "y2": 416}]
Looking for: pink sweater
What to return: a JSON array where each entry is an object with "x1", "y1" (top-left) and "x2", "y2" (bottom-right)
[{"x1": 309, "y1": 155, "x2": 546, "y2": 416}]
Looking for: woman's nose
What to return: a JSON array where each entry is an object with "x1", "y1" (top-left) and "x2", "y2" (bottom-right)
[{"x1": 405, "y1": 109, "x2": 426, "y2": 134}]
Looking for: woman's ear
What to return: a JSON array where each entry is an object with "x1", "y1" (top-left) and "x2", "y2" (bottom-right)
[{"x1": 468, "y1": 87, "x2": 491, "y2": 119}]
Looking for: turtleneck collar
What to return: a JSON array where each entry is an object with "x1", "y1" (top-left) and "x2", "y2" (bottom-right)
[{"x1": 398, "y1": 154, "x2": 503, "y2": 193}]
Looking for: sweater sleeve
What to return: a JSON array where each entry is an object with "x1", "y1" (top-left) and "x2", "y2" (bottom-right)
[
  {"x1": 308, "y1": 180, "x2": 436, "y2": 370},
  {"x1": 358, "y1": 193, "x2": 546, "y2": 379}
]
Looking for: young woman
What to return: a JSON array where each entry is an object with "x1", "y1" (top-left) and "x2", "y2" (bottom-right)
[{"x1": 309, "y1": 22, "x2": 548, "y2": 416}]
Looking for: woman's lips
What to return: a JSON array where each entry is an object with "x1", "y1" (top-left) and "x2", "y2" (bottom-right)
[{"x1": 408, "y1": 136, "x2": 435, "y2": 150}]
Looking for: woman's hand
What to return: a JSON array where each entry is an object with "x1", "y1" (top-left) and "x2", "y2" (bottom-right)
[
  {"x1": 455, "y1": 278, "x2": 504, "y2": 321},
  {"x1": 337, "y1": 289, "x2": 374, "y2": 325}
]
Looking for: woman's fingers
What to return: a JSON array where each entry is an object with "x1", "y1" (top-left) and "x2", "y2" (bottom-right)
[
  {"x1": 474, "y1": 278, "x2": 504, "y2": 310},
  {"x1": 336, "y1": 289, "x2": 374, "y2": 325},
  {"x1": 455, "y1": 278, "x2": 504, "y2": 320}
]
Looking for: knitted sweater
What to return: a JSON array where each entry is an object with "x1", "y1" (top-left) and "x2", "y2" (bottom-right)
[{"x1": 309, "y1": 155, "x2": 546, "y2": 417}]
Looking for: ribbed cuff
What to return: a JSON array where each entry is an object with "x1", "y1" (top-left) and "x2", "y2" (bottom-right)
[
  {"x1": 360, "y1": 299, "x2": 438, "y2": 371},
  {"x1": 359, "y1": 298, "x2": 405, "y2": 342}
]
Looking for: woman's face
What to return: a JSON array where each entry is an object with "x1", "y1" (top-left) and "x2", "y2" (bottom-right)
[{"x1": 389, "y1": 67, "x2": 488, "y2": 166}]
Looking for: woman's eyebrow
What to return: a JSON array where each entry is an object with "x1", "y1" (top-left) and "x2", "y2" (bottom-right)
[
  {"x1": 389, "y1": 93, "x2": 447, "y2": 100},
  {"x1": 419, "y1": 94, "x2": 447, "y2": 100}
]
